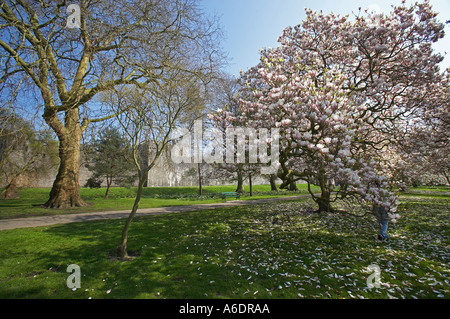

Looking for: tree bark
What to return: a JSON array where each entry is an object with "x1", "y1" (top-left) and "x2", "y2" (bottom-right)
[
  {"x1": 316, "y1": 190, "x2": 333, "y2": 213},
  {"x1": 44, "y1": 108, "x2": 87, "y2": 208},
  {"x1": 117, "y1": 174, "x2": 146, "y2": 259},
  {"x1": 315, "y1": 172, "x2": 334, "y2": 213},
  {"x1": 4, "y1": 183, "x2": 15, "y2": 199},
  {"x1": 269, "y1": 174, "x2": 278, "y2": 192},
  {"x1": 198, "y1": 163, "x2": 202, "y2": 196},
  {"x1": 248, "y1": 173, "x2": 253, "y2": 197},
  {"x1": 289, "y1": 178, "x2": 298, "y2": 191},
  {"x1": 105, "y1": 175, "x2": 112, "y2": 199},
  {"x1": 236, "y1": 170, "x2": 245, "y2": 193},
  {"x1": 279, "y1": 172, "x2": 298, "y2": 191}
]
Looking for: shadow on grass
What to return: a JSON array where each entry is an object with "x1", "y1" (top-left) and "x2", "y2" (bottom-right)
[
  {"x1": 0, "y1": 209, "x2": 244, "y2": 299},
  {"x1": 1, "y1": 196, "x2": 448, "y2": 299}
]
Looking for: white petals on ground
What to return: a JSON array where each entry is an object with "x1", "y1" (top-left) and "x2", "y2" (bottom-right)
[{"x1": 178, "y1": 196, "x2": 448, "y2": 299}]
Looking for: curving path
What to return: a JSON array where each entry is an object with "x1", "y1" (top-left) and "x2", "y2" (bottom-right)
[{"x1": 0, "y1": 195, "x2": 311, "y2": 231}]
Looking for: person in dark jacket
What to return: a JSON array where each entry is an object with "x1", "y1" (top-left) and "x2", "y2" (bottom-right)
[{"x1": 374, "y1": 205, "x2": 389, "y2": 241}]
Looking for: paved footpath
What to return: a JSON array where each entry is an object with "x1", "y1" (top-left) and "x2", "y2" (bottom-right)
[{"x1": 0, "y1": 195, "x2": 310, "y2": 231}]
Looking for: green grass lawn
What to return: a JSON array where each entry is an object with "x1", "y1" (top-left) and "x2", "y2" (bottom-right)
[
  {"x1": 0, "y1": 186, "x2": 448, "y2": 299},
  {"x1": 0, "y1": 184, "x2": 314, "y2": 220}
]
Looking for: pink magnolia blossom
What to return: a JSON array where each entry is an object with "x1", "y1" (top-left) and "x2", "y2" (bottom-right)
[{"x1": 211, "y1": 0, "x2": 446, "y2": 213}]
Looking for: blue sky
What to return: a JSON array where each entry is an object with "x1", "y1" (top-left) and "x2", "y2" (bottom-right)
[{"x1": 199, "y1": 0, "x2": 450, "y2": 76}]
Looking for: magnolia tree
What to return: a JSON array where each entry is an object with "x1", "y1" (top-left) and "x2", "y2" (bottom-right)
[{"x1": 213, "y1": 0, "x2": 447, "y2": 215}]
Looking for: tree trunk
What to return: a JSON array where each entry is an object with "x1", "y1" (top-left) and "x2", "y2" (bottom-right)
[
  {"x1": 315, "y1": 173, "x2": 334, "y2": 213},
  {"x1": 198, "y1": 163, "x2": 202, "y2": 196},
  {"x1": 269, "y1": 174, "x2": 278, "y2": 192},
  {"x1": 248, "y1": 173, "x2": 253, "y2": 197},
  {"x1": 316, "y1": 190, "x2": 333, "y2": 213},
  {"x1": 44, "y1": 108, "x2": 87, "y2": 208},
  {"x1": 117, "y1": 174, "x2": 146, "y2": 259},
  {"x1": 105, "y1": 175, "x2": 112, "y2": 199},
  {"x1": 4, "y1": 182, "x2": 15, "y2": 199},
  {"x1": 280, "y1": 173, "x2": 298, "y2": 191},
  {"x1": 236, "y1": 170, "x2": 245, "y2": 193},
  {"x1": 279, "y1": 178, "x2": 289, "y2": 190},
  {"x1": 289, "y1": 178, "x2": 298, "y2": 191}
]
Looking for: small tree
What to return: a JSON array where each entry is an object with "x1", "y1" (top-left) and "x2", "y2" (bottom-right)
[
  {"x1": 111, "y1": 68, "x2": 207, "y2": 259},
  {"x1": 84, "y1": 127, "x2": 137, "y2": 199}
]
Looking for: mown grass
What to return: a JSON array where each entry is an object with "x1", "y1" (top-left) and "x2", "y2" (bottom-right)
[
  {"x1": 0, "y1": 187, "x2": 448, "y2": 299},
  {"x1": 0, "y1": 184, "x2": 313, "y2": 220}
]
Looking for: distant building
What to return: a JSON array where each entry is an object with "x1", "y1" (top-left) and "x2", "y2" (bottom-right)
[{"x1": 2, "y1": 142, "x2": 269, "y2": 189}]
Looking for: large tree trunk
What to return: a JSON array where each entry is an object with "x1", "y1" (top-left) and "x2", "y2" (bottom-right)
[
  {"x1": 316, "y1": 188, "x2": 333, "y2": 213},
  {"x1": 236, "y1": 170, "x2": 245, "y2": 193},
  {"x1": 44, "y1": 108, "x2": 87, "y2": 209},
  {"x1": 315, "y1": 172, "x2": 334, "y2": 213},
  {"x1": 288, "y1": 178, "x2": 298, "y2": 191},
  {"x1": 269, "y1": 174, "x2": 278, "y2": 192}
]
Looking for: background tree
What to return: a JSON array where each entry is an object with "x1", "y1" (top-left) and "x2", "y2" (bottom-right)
[
  {"x1": 205, "y1": 74, "x2": 253, "y2": 193},
  {"x1": 84, "y1": 126, "x2": 137, "y2": 199},
  {"x1": 0, "y1": 0, "x2": 222, "y2": 208},
  {"x1": 0, "y1": 110, "x2": 58, "y2": 198},
  {"x1": 394, "y1": 72, "x2": 449, "y2": 186}
]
